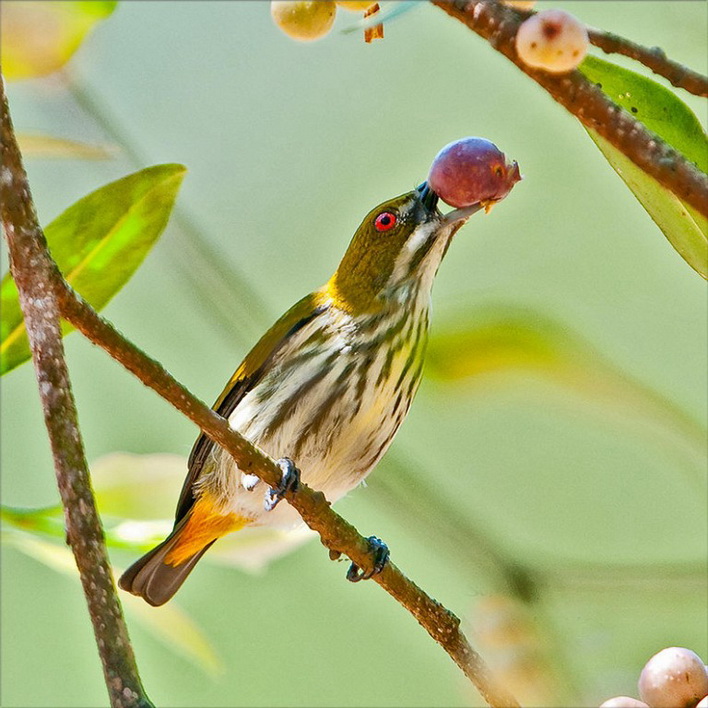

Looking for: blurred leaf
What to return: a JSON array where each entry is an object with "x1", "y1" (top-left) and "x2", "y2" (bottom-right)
[
  {"x1": 1, "y1": 164, "x2": 186, "y2": 375},
  {"x1": 3, "y1": 530, "x2": 222, "y2": 676},
  {"x1": 426, "y1": 305, "x2": 707, "y2": 485},
  {"x1": 91, "y1": 452, "x2": 185, "y2": 521},
  {"x1": 123, "y1": 595, "x2": 224, "y2": 677},
  {"x1": 18, "y1": 132, "x2": 117, "y2": 160},
  {"x1": 2, "y1": 452, "x2": 316, "y2": 571},
  {"x1": 1, "y1": 1, "x2": 117, "y2": 80},
  {"x1": 578, "y1": 56, "x2": 708, "y2": 278},
  {"x1": 208, "y1": 525, "x2": 316, "y2": 574},
  {"x1": 1, "y1": 505, "x2": 66, "y2": 540}
]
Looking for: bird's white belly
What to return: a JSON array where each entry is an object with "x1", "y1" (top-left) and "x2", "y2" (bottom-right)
[{"x1": 204, "y1": 314, "x2": 426, "y2": 529}]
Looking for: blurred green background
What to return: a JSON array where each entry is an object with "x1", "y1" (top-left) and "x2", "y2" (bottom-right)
[{"x1": 1, "y1": 2, "x2": 706, "y2": 706}]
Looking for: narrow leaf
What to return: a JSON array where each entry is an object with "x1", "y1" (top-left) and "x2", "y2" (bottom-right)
[
  {"x1": 1, "y1": 164, "x2": 186, "y2": 375},
  {"x1": 4, "y1": 531, "x2": 222, "y2": 676},
  {"x1": 578, "y1": 55, "x2": 708, "y2": 278},
  {"x1": 18, "y1": 132, "x2": 117, "y2": 160},
  {"x1": 587, "y1": 131, "x2": 707, "y2": 278},
  {"x1": 426, "y1": 305, "x2": 707, "y2": 486}
]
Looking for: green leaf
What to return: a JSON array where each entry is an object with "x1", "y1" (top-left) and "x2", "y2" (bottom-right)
[
  {"x1": 1, "y1": 164, "x2": 186, "y2": 375},
  {"x1": 578, "y1": 55, "x2": 708, "y2": 278},
  {"x1": 1, "y1": 1, "x2": 117, "y2": 80},
  {"x1": 3, "y1": 530, "x2": 223, "y2": 676},
  {"x1": 426, "y1": 305, "x2": 707, "y2": 487}
]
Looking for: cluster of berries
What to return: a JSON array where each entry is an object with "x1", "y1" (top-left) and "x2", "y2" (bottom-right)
[
  {"x1": 271, "y1": 1, "x2": 590, "y2": 76},
  {"x1": 271, "y1": 1, "x2": 377, "y2": 42},
  {"x1": 599, "y1": 647, "x2": 708, "y2": 708}
]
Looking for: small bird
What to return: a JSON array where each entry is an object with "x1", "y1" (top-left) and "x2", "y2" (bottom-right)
[{"x1": 120, "y1": 183, "x2": 481, "y2": 605}]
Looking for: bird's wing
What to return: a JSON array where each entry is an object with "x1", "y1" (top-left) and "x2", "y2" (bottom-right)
[{"x1": 173, "y1": 291, "x2": 330, "y2": 523}]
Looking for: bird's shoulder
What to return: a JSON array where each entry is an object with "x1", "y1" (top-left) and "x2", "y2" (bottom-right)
[{"x1": 175, "y1": 290, "x2": 333, "y2": 522}]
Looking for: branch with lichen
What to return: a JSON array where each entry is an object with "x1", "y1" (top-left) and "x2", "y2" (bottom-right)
[
  {"x1": 0, "y1": 78, "x2": 517, "y2": 708},
  {"x1": 586, "y1": 28, "x2": 708, "y2": 98},
  {"x1": 431, "y1": 0, "x2": 708, "y2": 219},
  {"x1": 0, "y1": 78, "x2": 153, "y2": 708},
  {"x1": 507, "y1": 2, "x2": 708, "y2": 97}
]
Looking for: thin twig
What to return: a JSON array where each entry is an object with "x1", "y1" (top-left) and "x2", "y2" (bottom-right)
[
  {"x1": 587, "y1": 28, "x2": 708, "y2": 98},
  {"x1": 55, "y1": 278, "x2": 519, "y2": 708},
  {"x1": 0, "y1": 79, "x2": 153, "y2": 708},
  {"x1": 431, "y1": 0, "x2": 708, "y2": 219},
  {"x1": 508, "y1": 3, "x2": 708, "y2": 97}
]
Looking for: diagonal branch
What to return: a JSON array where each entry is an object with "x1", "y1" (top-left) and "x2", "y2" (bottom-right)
[
  {"x1": 0, "y1": 80, "x2": 153, "y2": 708},
  {"x1": 431, "y1": 0, "x2": 708, "y2": 220},
  {"x1": 508, "y1": 2, "x2": 708, "y2": 96},
  {"x1": 586, "y1": 28, "x2": 708, "y2": 98},
  {"x1": 54, "y1": 272, "x2": 519, "y2": 708},
  {"x1": 0, "y1": 78, "x2": 517, "y2": 708}
]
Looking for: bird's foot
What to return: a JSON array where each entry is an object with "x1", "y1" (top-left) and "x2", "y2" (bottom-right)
[
  {"x1": 346, "y1": 536, "x2": 389, "y2": 583},
  {"x1": 264, "y1": 457, "x2": 300, "y2": 511},
  {"x1": 241, "y1": 473, "x2": 260, "y2": 491}
]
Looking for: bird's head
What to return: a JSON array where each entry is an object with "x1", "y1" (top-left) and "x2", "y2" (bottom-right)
[{"x1": 326, "y1": 184, "x2": 480, "y2": 314}]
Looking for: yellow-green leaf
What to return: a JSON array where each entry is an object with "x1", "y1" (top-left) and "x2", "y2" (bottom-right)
[
  {"x1": 18, "y1": 132, "x2": 117, "y2": 160},
  {"x1": 579, "y1": 55, "x2": 708, "y2": 278},
  {"x1": 426, "y1": 305, "x2": 707, "y2": 486},
  {"x1": 1, "y1": 1, "x2": 117, "y2": 80},
  {"x1": 1, "y1": 164, "x2": 186, "y2": 375}
]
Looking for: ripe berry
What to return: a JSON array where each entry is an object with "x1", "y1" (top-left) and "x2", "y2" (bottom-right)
[
  {"x1": 515, "y1": 9, "x2": 589, "y2": 74},
  {"x1": 336, "y1": 1, "x2": 374, "y2": 10},
  {"x1": 428, "y1": 137, "x2": 521, "y2": 209},
  {"x1": 638, "y1": 647, "x2": 708, "y2": 708},
  {"x1": 599, "y1": 698, "x2": 649, "y2": 708},
  {"x1": 271, "y1": 1, "x2": 336, "y2": 42}
]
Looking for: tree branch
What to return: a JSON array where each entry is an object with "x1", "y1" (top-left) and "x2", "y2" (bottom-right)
[
  {"x1": 508, "y1": 2, "x2": 708, "y2": 97},
  {"x1": 587, "y1": 28, "x2": 708, "y2": 98},
  {"x1": 588, "y1": 27, "x2": 708, "y2": 98},
  {"x1": 0, "y1": 80, "x2": 518, "y2": 708},
  {"x1": 54, "y1": 270, "x2": 519, "y2": 708},
  {"x1": 431, "y1": 0, "x2": 708, "y2": 219},
  {"x1": 0, "y1": 80, "x2": 153, "y2": 707}
]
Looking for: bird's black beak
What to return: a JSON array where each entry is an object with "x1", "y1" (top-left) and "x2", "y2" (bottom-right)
[
  {"x1": 417, "y1": 181, "x2": 439, "y2": 212},
  {"x1": 416, "y1": 181, "x2": 482, "y2": 226}
]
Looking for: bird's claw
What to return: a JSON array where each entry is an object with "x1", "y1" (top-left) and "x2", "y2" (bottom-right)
[
  {"x1": 346, "y1": 536, "x2": 389, "y2": 583},
  {"x1": 264, "y1": 457, "x2": 300, "y2": 511}
]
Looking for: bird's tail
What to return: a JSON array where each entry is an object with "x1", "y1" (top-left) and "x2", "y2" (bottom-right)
[{"x1": 119, "y1": 497, "x2": 248, "y2": 606}]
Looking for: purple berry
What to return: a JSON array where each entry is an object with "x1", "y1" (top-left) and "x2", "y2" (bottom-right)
[{"x1": 428, "y1": 137, "x2": 521, "y2": 209}]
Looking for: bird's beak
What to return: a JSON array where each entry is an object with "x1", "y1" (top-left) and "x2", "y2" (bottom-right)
[
  {"x1": 416, "y1": 182, "x2": 482, "y2": 227},
  {"x1": 442, "y1": 202, "x2": 483, "y2": 225}
]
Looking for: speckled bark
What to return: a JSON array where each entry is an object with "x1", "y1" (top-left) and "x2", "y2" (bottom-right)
[
  {"x1": 1, "y1": 77, "x2": 153, "y2": 708},
  {"x1": 431, "y1": 0, "x2": 708, "y2": 219},
  {"x1": 586, "y1": 28, "x2": 708, "y2": 98},
  {"x1": 1, "y1": 74, "x2": 515, "y2": 708}
]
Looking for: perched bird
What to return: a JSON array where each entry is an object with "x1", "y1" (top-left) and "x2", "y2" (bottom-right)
[{"x1": 120, "y1": 183, "x2": 481, "y2": 606}]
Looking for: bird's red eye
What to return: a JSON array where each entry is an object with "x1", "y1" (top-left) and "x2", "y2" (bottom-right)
[{"x1": 374, "y1": 211, "x2": 397, "y2": 232}]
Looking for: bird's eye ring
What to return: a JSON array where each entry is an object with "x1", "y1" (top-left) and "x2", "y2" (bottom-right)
[{"x1": 374, "y1": 211, "x2": 397, "y2": 232}]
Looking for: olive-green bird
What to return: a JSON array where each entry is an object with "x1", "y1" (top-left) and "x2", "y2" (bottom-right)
[{"x1": 120, "y1": 183, "x2": 481, "y2": 606}]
